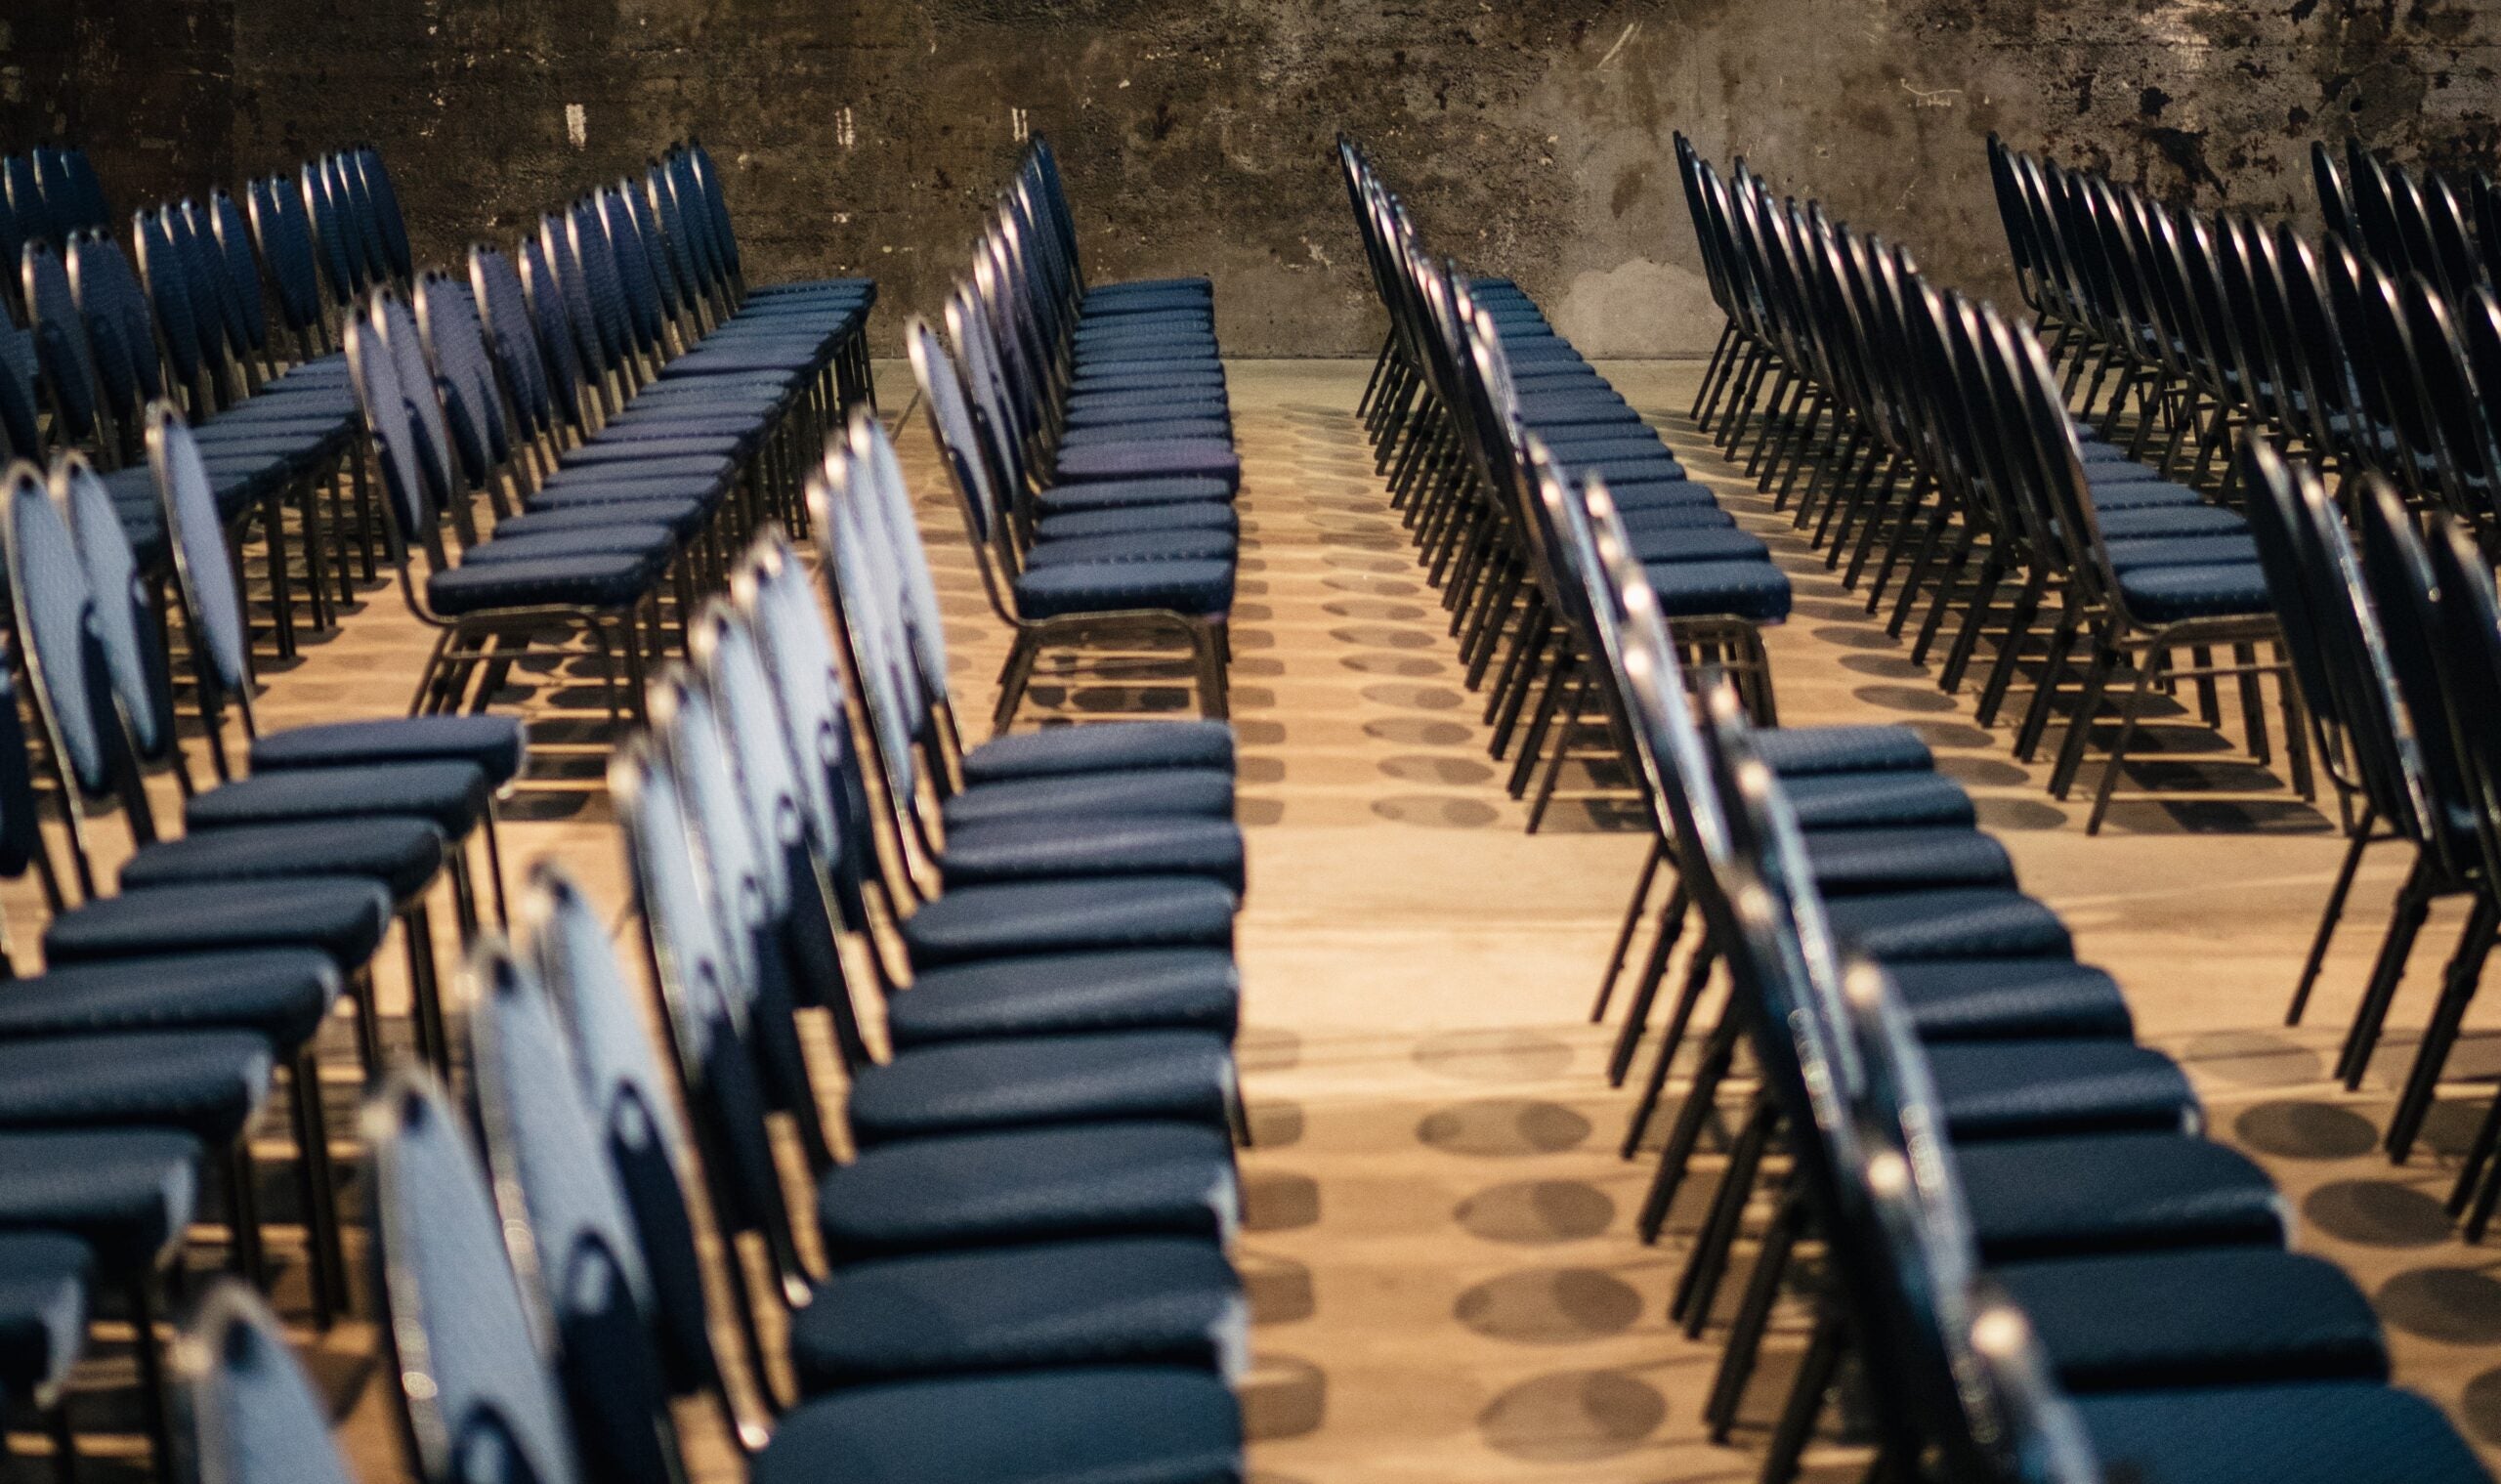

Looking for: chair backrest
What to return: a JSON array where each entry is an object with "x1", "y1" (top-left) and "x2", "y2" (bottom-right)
[
  {"x1": 2419, "y1": 511, "x2": 2501, "y2": 896},
  {"x1": 64, "y1": 232, "x2": 163, "y2": 445},
  {"x1": 181, "y1": 1281, "x2": 361, "y2": 1484},
  {"x1": 362, "y1": 1066, "x2": 582, "y2": 1484},
  {"x1": 735, "y1": 533, "x2": 873, "y2": 898},
  {"x1": 2353, "y1": 475, "x2": 2479, "y2": 865},
  {"x1": 416, "y1": 271, "x2": 512, "y2": 497},
  {"x1": 467, "y1": 937, "x2": 679, "y2": 1484},
  {"x1": 518, "y1": 237, "x2": 594, "y2": 432},
  {"x1": 469, "y1": 244, "x2": 558, "y2": 445},
  {"x1": 207, "y1": 189, "x2": 275, "y2": 363},
  {"x1": 359, "y1": 148, "x2": 416, "y2": 282},
  {"x1": 134, "y1": 206, "x2": 212, "y2": 410},
  {"x1": 22, "y1": 238, "x2": 110, "y2": 448},
  {"x1": 905, "y1": 315, "x2": 1022, "y2": 620},
  {"x1": 247, "y1": 175, "x2": 328, "y2": 344},
  {"x1": 343, "y1": 295, "x2": 449, "y2": 573},
  {"x1": 54, "y1": 448, "x2": 178, "y2": 765},
  {"x1": 150, "y1": 403, "x2": 262, "y2": 742},
  {"x1": 301, "y1": 160, "x2": 358, "y2": 311}
]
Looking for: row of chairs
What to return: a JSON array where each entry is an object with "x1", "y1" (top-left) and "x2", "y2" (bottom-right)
[
  {"x1": 906, "y1": 138, "x2": 1241, "y2": 729},
  {"x1": 1682, "y1": 137, "x2": 2308, "y2": 831},
  {"x1": 1336, "y1": 136, "x2": 1793, "y2": 830},
  {"x1": 0, "y1": 145, "x2": 114, "y2": 307},
  {"x1": 1507, "y1": 403, "x2": 2488, "y2": 1480},
  {"x1": 2316, "y1": 138, "x2": 2501, "y2": 326}
]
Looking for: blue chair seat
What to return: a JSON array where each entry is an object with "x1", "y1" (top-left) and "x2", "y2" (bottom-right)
[
  {"x1": 1075, "y1": 347, "x2": 1221, "y2": 372},
  {"x1": 1065, "y1": 395, "x2": 1231, "y2": 426},
  {"x1": 1088, "y1": 275, "x2": 1211, "y2": 300},
  {"x1": 1758, "y1": 724, "x2": 1932, "y2": 775},
  {"x1": 1034, "y1": 477, "x2": 1235, "y2": 515},
  {"x1": 845, "y1": 1031, "x2": 1236, "y2": 1145},
  {"x1": 2005, "y1": 1248, "x2": 2387, "y2": 1392},
  {"x1": 1074, "y1": 329, "x2": 1214, "y2": 354},
  {"x1": 1629, "y1": 526, "x2": 1772, "y2": 564},
  {"x1": 901, "y1": 877, "x2": 1237, "y2": 967},
  {"x1": 526, "y1": 483, "x2": 722, "y2": 520},
  {"x1": 569, "y1": 433, "x2": 749, "y2": 463},
  {"x1": 0, "y1": 1233, "x2": 88, "y2": 1398},
  {"x1": 248, "y1": 714, "x2": 526, "y2": 788},
  {"x1": 498, "y1": 498, "x2": 712, "y2": 540},
  {"x1": 2117, "y1": 563, "x2": 2271, "y2": 622},
  {"x1": 0, "y1": 1129, "x2": 200, "y2": 1274},
  {"x1": 1014, "y1": 558, "x2": 1232, "y2": 621},
  {"x1": 1619, "y1": 505, "x2": 1737, "y2": 530},
  {"x1": 2071, "y1": 1381, "x2": 2485, "y2": 1484},
  {"x1": 1927, "y1": 1039, "x2": 2195, "y2": 1140},
  {"x1": 1061, "y1": 418, "x2": 1234, "y2": 447},
  {"x1": 1537, "y1": 432, "x2": 1678, "y2": 465},
  {"x1": 814, "y1": 1122, "x2": 1237, "y2": 1261},
  {"x1": 940, "y1": 816, "x2": 1246, "y2": 892},
  {"x1": 44, "y1": 876, "x2": 394, "y2": 970},
  {"x1": 1824, "y1": 887, "x2": 2074, "y2": 959},
  {"x1": 1638, "y1": 559, "x2": 1793, "y2": 622},
  {"x1": 0, "y1": 1031, "x2": 271, "y2": 1143},
  {"x1": 1887, "y1": 958, "x2": 2134, "y2": 1040},
  {"x1": 889, "y1": 949, "x2": 1239, "y2": 1048},
  {"x1": 2097, "y1": 503, "x2": 2250, "y2": 538},
  {"x1": 2090, "y1": 478, "x2": 2208, "y2": 512},
  {"x1": 1781, "y1": 770, "x2": 1976, "y2": 827},
  {"x1": 1802, "y1": 827, "x2": 2015, "y2": 893},
  {"x1": 1959, "y1": 1131, "x2": 2285, "y2": 1261},
  {"x1": 1608, "y1": 478, "x2": 1727, "y2": 512},
  {"x1": 1024, "y1": 529, "x2": 1238, "y2": 569},
  {"x1": 754, "y1": 1365, "x2": 1240, "y2": 1484},
  {"x1": 546, "y1": 452, "x2": 736, "y2": 487},
  {"x1": 1074, "y1": 369, "x2": 1226, "y2": 396},
  {"x1": 0, "y1": 950, "x2": 339, "y2": 1047},
  {"x1": 2106, "y1": 533, "x2": 2262, "y2": 572},
  {"x1": 661, "y1": 346, "x2": 817, "y2": 376},
  {"x1": 961, "y1": 720, "x2": 1237, "y2": 785},
  {"x1": 184, "y1": 759, "x2": 491, "y2": 837},
  {"x1": 453, "y1": 525, "x2": 678, "y2": 567},
  {"x1": 118, "y1": 815, "x2": 446, "y2": 902},
  {"x1": 1565, "y1": 453, "x2": 1690, "y2": 486},
  {"x1": 428, "y1": 549, "x2": 669, "y2": 615},
  {"x1": 1054, "y1": 440, "x2": 1240, "y2": 491},
  {"x1": 2084, "y1": 459, "x2": 2169, "y2": 486},
  {"x1": 1035, "y1": 503, "x2": 1240, "y2": 541},
  {"x1": 938, "y1": 769, "x2": 1236, "y2": 829},
  {"x1": 793, "y1": 1237, "x2": 1240, "y2": 1390}
]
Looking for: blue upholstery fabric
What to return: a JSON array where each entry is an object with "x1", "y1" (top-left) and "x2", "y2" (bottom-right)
[
  {"x1": 499, "y1": 500, "x2": 712, "y2": 540},
  {"x1": 1886, "y1": 958, "x2": 2135, "y2": 1041},
  {"x1": 2004, "y1": 1248, "x2": 2387, "y2": 1391},
  {"x1": 2105, "y1": 534, "x2": 2263, "y2": 572},
  {"x1": 248, "y1": 715, "x2": 525, "y2": 787},
  {"x1": 2073, "y1": 1382, "x2": 2488, "y2": 1484},
  {"x1": 814, "y1": 1122, "x2": 1237, "y2": 1261},
  {"x1": 0, "y1": 1031, "x2": 271, "y2": 1142},
  {"x1": 791, "y1": 1238, "x2": 1242, "y2": 1389},
  {"x1": 2091, "y1": 478, "x2": 2212, "y2": 512},
  {"x1": 1781, "y1": 771, "x2": 1976, "y2": 828},
  {"x1": 0, "y1": 1233, "x2": 88, "y2": 1396},
  {"x1": 1926, "y1": 1039, "x2": 2196, "y2": 1139},
  {"x1": 1823, "y1": 888, "x2": 2075, "y2": 959},
  {"x1": 2118, "y1": 563, "x2": 2272, "y2": 622},
  {"x1": 120, "y1": 816, "x2": 446, "y2": 901},
  {"x1": 1609, "y1": 479, "x2": 1728, "y2": 512},
  {"x1": 0, "y1": 1129, "x2": 200, "y2": 1273},
  {"x1": 455, "y1": 525, "x2": 677, "y2": 567},
  {"x1": 1025, "y1": 530, "x2": 1239, "y2": 569},
  {"x1": 1061, "y1": 419, "x2": 1233, "y2": 447},
  {"x1": 1053, "y1": 441, "x2": 1241, "y2": 490},
  {"x1": 846, "y1": 1032, "x2": 1236, "y2": 1144},
  {"x1": 1628, "y1": 526, "x2": 1773, "y2": 564},
  {"x1": 188, "y1": 1288, "x2": 362, "y2": 1484},
  {"x1": 1757, "y1": 725, "x2": 1932, "y2": 775},
  {"x1": 1014, "y1": 559, "x2": 1233, "y2": 620},
  {"x1": 900, "y1": 877, "x2": 1238, "y2": 966},
  {"x1": 2097, "y1": 503, "x2": 2252, "y2": 539},
  {"x1": 1958, "y1": 1131, "x2": 2287, "y2": 1261},
  {"x1": 45, "y1": 876, "x2": 391, "y2": 967},
  {"x1": 428, "y1": 550, "x2": 668, "y2": 615},
  {"x1": 185, "y1": 760, "x2": 491, "y2": 837},
  {"x1": 1639, "y1": 560, "x2": 1794, "y2": 622},
  {"x1": 941, "y1": 816, "x2": 1246, "y2": 892},
  {"x1": 753, "y1": 1366, "x2": 1242, "y2": 1484},
  {"x1": 1801, "y1": 827, "x2": 2015, "y2": 893},
  {"x1": 1035, "y1": 477, "x2": 1235, "y2": 514},
  {"x1": 1561, "y1": 453, "x2": 1690, "y2": 486},
  {"x1": 962, "y1": 721, "x2": 1237, "y2": 784},
  {"x1": 0, "y1": 950, "x2": 339, "y2": 1047},
  {"x1": 888, "y1": 950, "x2": 1241, "y2": 1047}
]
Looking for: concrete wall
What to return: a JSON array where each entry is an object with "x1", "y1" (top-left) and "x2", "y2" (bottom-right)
[{"x1": 7, "y1": 2, "x2": 2500, "y2": 356}]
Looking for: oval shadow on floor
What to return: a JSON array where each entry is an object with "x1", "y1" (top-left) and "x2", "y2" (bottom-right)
[
  {"x1": 1414, "y1": 1028, "x2": 1575, "y2": 1081},
  {"x1": 1477, "y1": 1371, "x2": 1666, "y2": 1462},
  {"x1": 2232, "y1": 1100, "x2": 2379, "y2": 1160},
  {"x1": 2302, "y1": 1180, "x2": 2456, "y2": 1248},
  {"x1": 1455, "y1": 1268, "x2": 1643, "y2": 1343},
  {"x1": 2376, "y1": 1267, "x2": 2501, "y2": 1343},
  {"x1": 1455, "y1": 1180, "x2": 1619, "y2": 1244},
  {"x1": 1418, "y1": 1099, "x2": 1593, "y2": 1157}
]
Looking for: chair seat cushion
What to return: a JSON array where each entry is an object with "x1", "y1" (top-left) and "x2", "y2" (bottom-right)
[
  {"x1": 1608, "y1": 478, "x2": 1727, "y2": 512},
  {"x1": 0, "y1": 1129, "x2": 201, "y2": 1275},
  {"x1": 845, "y1": 1031, "x2": 1236, "y2": 1145},
  {"x1": 428, "y1": 549, "x2": 669, "y2": 615},
  {"x1": 1886, "y1": 958, "x2": 2134, "y2": 1040},
  {"x1": 1758, "y1": 725, "x2": 1933, "y2": 775},
  {"x1": 1802, "y1": 827, "x2": 2015, "y2": 893},
  {"x1": 1780, "y1": 770, "x2": 1976, "y2": 828},
  {"x1": 0, "y1": 1233, "x2": 89, "y2": 1397},
  {"x1": 1629, "y1": 525, "x2": 1772, "y2": 564},
  {"x1": 548, "y1": 451, "x2": 737, "y2": 486},
  {"x1": 962, "y1": 721, "x2": 1237, "y2": 784},
  {"x1": 2071, "y1": 1381, "x2": 2487, "y2": 1484},
  {"x1": 753, "y1": 1365, "x2": 1241, "y2": 1484},
  {"x1": 1035, "y1": 477, "x2": 1234, "y2": 514},
  {"x1": 0, "y1": 1031, "x2": 272, "y2": 1144},
  {"x1": 814, "y1": 1122, "x2": 1236, "y2": 1261},
  {"x1": 1014, "y1": 558, "x2": 1233, "y2": 620},
  {"x1": 0, "y1": 950, "x2": 341, "y2": 1047},
  {"x1": 1638, "y1": 559, "x2": 1793, "y2": 622},
  {"x1": 184, "y1": 759, "x2": 492, "y2": 837},
  {"x1": 889, "y1": 949, "x2": 1240, "y2": 1048},
  {"x1": 939, "y1": 768, "x2": 1236, "y2": 829},
  {"x1": 568, "y1": 434, "x2": 747, "y2": 464},
  {"x1": 1565, "y1": 453, "x2": 1691, "y2": 486},
  {"x1": 1824, "y1": 887, "x2": 2074, "y2": 960},
  {"x1": 1927, "y1": 1039, "x2": 2196, "y2": 1140},
  {"x1": 2090, "y1": 477, "x2": 2208, "y2": 512},
  {"x1": 2117, "y1": 562, "x2": 2270, "y2": 622},
  {"x1": 44, "y1": 876, "x2": 395, "y2": 969},
  {"x1": 119, "y1": 816, "x2": 447, "y2": 903},
  {"x1": 1054, "y1": 440, "x2": 1240, "y2": 491},
  {"x1": 1024, "y1": 529, "x2": 1238, "y2": 569},
  {"x1": 940, "y1": 816, "x2": 1246, "y2": 892},
  {"x1": 498, "y1": 498, "x2": 712, "y2": 539},
  {"x1": 1959, "y1": 1131, "x2": 2286, "y2": 1262},
  {"x1": 900, "y1": 877, "x2": 1238, "y2": 967},
  {"x1": 249, "y1": 715, "x2": 527, "y2": 787},
  {"x1": 2105, "y1": 533, "x2": 2261, "y2": 572},
  {"x1": 457, "y1": 525, "x2": 678, "y2": 566},
  {"x1": 2096, "y1": 503, "x2": 2250, "y2": 539},
  {"x1": 2005, "y1": 1248, "x2": 2387, "y2": 1392},
  {"x1": 792, "y1": 1238, "x2": 1242, "y2": 1390},
  {"x1": 1061, "y1": 418, "x2": 1234, "y2": 447},
  {"x1": 1035, "y1": 502, "x2": 1241, "y2": 541}
]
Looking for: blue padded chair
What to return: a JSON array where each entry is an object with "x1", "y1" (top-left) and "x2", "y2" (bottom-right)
[
  {"x1": 0, "y1": 1230, "x2": 88, "y2": 1476},
  {"x1": 180, "y1": 1281, "x2": 360, "y2": 1484}
]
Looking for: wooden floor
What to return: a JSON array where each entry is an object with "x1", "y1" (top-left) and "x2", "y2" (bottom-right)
[{"x1": 20, "y1": 358, "x2": 2501, "y2": 1481}]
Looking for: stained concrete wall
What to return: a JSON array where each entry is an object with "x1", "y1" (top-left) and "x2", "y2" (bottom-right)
[{"x1": 7, "y1": 2, "x2": 2501, "y2": 356}]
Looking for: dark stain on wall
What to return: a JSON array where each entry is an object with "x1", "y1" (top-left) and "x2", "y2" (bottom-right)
[{"x1": 8, "y1": 0, "x2": 2501, "y2": 355}]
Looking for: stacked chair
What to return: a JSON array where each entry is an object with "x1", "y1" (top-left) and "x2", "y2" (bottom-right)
[
  {"x1": 1674, "y1": 136, "x2": 2307, "y2": 832},
  {"x1": 1532, "y1": 420, "x2": 2490, "y2": 1481},
  {"x1": 908, "y1": 138, "x2": 1240, "y2": 728},
  {"x1": 1337, "y1": 136, "x2": 1795, "y2": 829}
]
